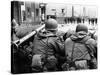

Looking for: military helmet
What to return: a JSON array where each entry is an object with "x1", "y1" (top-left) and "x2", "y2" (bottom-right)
[
  {"x1": 76, "y1": 24, "x2": 88, "y2": 33},
  {"x1": 45, "y1": 19, "x2": 58, "y2": 31}
]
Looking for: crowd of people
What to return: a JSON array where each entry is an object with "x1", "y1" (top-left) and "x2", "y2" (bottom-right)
[
  {"x1": 64, "y1": 17, "x2": 97, "y2": 25},
  {"x1": 12, "y1": 19, "x2": 97, "y2": 73}
]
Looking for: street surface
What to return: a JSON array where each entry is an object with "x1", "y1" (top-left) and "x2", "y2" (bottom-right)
[
  {"x1": 58, "y1": 23, "x2": 97, "y2": 33},
  {"x1": 12, "y1": 22, "x2": 97, "y2": 41}
]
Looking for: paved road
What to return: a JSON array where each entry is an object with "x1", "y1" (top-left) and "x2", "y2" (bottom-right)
[
  {"x1": 12, "y1": 23, "x2": 97, "y2": 41},
  {"x1": 58, "y1": 23, "x2": 97, "y2": 33},
  {"x1": 58, "y1": 23, "x2": 77, "y2": 32}
]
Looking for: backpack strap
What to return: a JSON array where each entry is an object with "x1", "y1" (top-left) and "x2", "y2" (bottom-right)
[
  {"x1": 65, "y1": 40, "x2": 76, "y2": 68},
  {"x1": 40, "y1": 37, "x2": 50, "y2": 57},
  {"x1": 79, "y1": 37, "x2": 95, "y2": 59},
  {"x1": 82, "y1": 38, "x2": 97, "y2": 69},
  {"x1": 40, "y1": 36, "x2": 56, "y2": 59},
  {"x1": 39, "y1": 37, "x2": 51, "y2": 68},
  {"x1": 71, "y1": 41, "x2": 75, "y2": 62},
  {"x1": 83, "y1": 41, "x2": 95, "y2": 59},
  {"x1": 70, "y1": 36, "x2": 92, "y2": 61}
]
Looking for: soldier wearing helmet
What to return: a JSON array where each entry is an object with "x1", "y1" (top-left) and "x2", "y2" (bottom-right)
[
  {"x1": 64, "y1": 24, "x2": 97, "y2": 70},
  {"x1": 45, "y1": 19, "x2": 58, "y2": 31},
  {"x1": 31, "y1": 19, "x2": 65, "y2": 72}
]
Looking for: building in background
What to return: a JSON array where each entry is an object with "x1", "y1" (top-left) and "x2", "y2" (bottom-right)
[
  {"x1": 11, "y1": 1, "x2": 97, "y2": 25},
  {"x1": 46, "y1": 3, "x2": 98, "y2": 24},
  {"x1": 11, "y1": 1, "x2": 47, "y2": 25},
  {"x1": 11, "y1": 1, "x2": 23, "y2": 25}
]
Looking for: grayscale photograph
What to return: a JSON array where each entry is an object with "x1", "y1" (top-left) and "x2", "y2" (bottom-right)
[{"x1": 11, "y1": 0, "x2": 98, "y2": 74}]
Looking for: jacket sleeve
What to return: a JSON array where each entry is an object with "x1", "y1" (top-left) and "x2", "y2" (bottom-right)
[
  {"x1": 86, "y1": 38, "x2": 97, "y2": 57},
  {"x1": 64, "y1": 38, "x2": 73, "y2": 61},
  {"x1": 48, "y1": 37, "x2": 65, "y2": 56},
  {"x1": 55, "y1": 37, "x2": 65, "y2": 56}
]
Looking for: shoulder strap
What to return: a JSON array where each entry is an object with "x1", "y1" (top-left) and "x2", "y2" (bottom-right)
[
  {"x1": 70, "y1": 37, "x2": 91, "y2": 61},
  {"x1": 84, "y1": 41, "x2": 95, "y2": 58},
  {"x1": 71, "y1": 41, "x2": 75, "y2": 62},
  {"x1": 40, "y1": 37, "x2": 50, "y2": 56},
  {"x1": 46, "y1": 37, "x2": 50, "y2": 58},
  {"x1": 81, "y1": 37, "x2": 95, "y2": 58},
  {"x1": 39, "y1": 37, "x2": 51, "y2": 65}
]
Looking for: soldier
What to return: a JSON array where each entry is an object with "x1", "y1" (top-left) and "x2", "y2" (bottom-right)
[
  {"x1": 31, "y1": 19, "x2": 65, "y2": 72},
  {"x1": 64, "y1": 24, "x2": 97, "y2": 70}
]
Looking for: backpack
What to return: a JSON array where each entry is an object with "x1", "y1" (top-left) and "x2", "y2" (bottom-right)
[
  {"x1": 32, "y1": 37, "x2": 58, "y2": 72},
  {"x1": 71, "y1": 39, "x2": 91, "y2": 62},
  {"x1": 66, "y1": 37, "x2": 97, "y2": 70}
]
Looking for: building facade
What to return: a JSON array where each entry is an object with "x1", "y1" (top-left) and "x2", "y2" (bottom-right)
[{"x1": 11, "y1": 1, "x2": 46, "y2": 25}]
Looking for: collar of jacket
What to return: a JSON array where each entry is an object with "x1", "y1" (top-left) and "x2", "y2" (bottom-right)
[
  {"x1": 37, "y1": 30, "x2": 57, "y2": 39},
  {"x1": 70, "y1": 31, "x2": 88, "y2": 41}
]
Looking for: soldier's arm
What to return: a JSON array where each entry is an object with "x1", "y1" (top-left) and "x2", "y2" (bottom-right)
[
  {"x1": 48, "y1": 37, "x2": 65, "y2": 56},
  {"x1": 55, "y1": 37, "x2": 65, "y2": 56},
  {"x1": 86, "y1": 38, "x2": 97, "y2": 58},
  {"x1": 64, "y1": 38, "x2": 73, "y2": 62}
]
